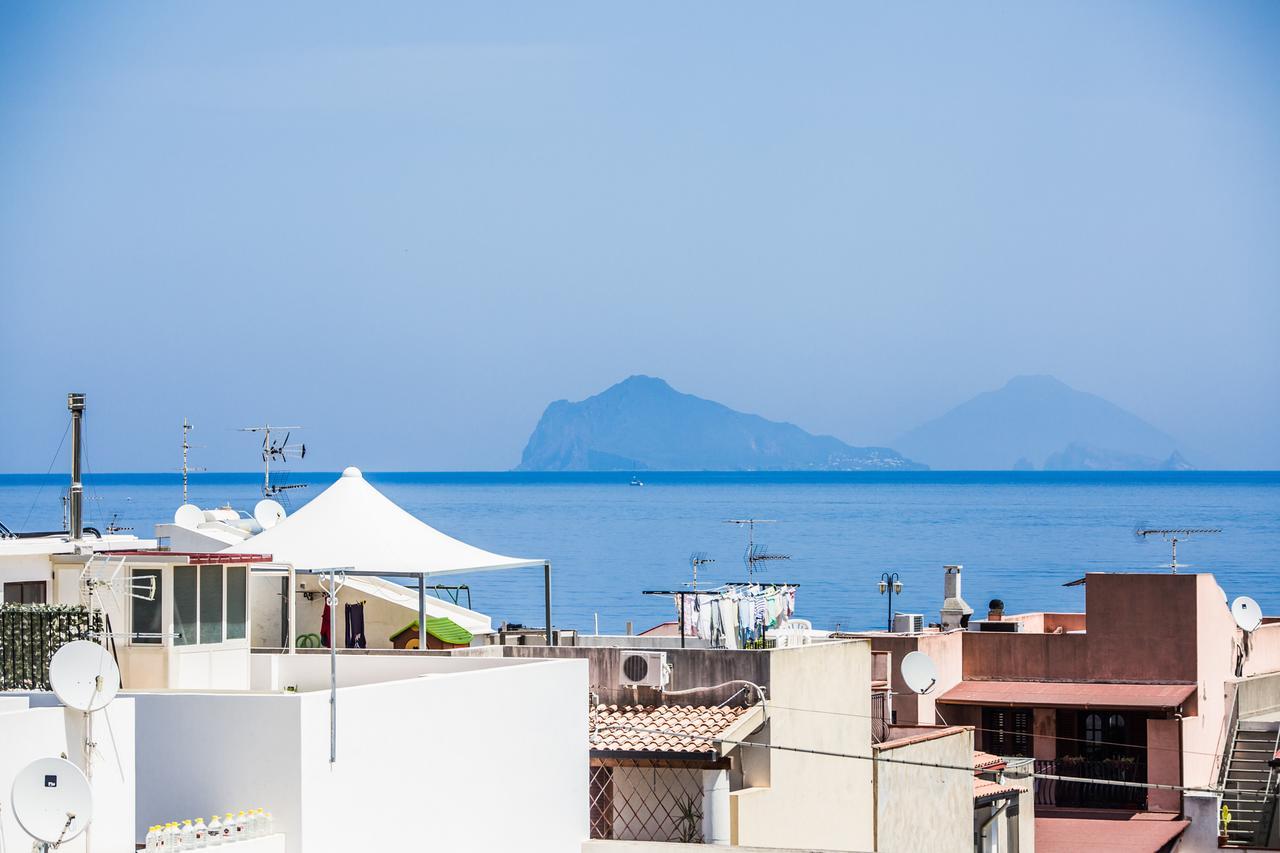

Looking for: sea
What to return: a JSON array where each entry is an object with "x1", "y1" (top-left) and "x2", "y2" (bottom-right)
[{"x1": 1, "y1": 472, "x2": 1277, "y2": 635}]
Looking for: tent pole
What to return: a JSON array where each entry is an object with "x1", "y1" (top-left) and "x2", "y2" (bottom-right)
[
  {"x1": 418, "y1": 573, "x2": 427, "y2": 652},
  {"x1": 545, "y1": 561, "x2": 554, "y2": 647},
  {"x1": 287, "y1": 564, "x2": 297, "y2": 654},
  {"x1": 329, "y1": 566, "x2": 337, "y2": 763}
]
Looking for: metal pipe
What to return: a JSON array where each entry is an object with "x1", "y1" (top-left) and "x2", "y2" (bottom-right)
[
  {"x1": 329, "y1": 567, "x2": 337, "y2": 763},
  {"x1": 287, "y1": 564, "x2": 297, "y2": 654},
  {"x1": 418, "y1": 573, "x2": 427, "y2": 651},
  {"x1": 544, "y1": 561, "x2": 554, "y2": 647},
  {"x1": 67, "y1": 393, "x2": 85, "y2": 540},
  {"x1": 977, "y1": 798, "x2": 1009, "y2": 851}
]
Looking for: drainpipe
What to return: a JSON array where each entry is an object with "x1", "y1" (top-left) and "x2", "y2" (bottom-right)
[
  {"x1": 978, "y1": 799, "x2": 1010, "y2": 853},
  {"x1": 67, "y1": 393, "x2": 86, "y2": 540}
]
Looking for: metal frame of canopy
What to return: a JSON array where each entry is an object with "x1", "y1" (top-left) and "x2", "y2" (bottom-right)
[{"x1": 249, "y1": 561, "x2": 556, "y2": 654}]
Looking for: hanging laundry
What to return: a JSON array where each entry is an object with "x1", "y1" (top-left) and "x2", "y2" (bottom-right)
[
  {"x1": 319, "y1": 601, "x2": 331, "y2": 648},
  {"x1": 344, "y1": 602, "x2": 367, "y2": 649}
]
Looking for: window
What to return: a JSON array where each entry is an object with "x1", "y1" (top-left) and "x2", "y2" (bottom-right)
[
  {"x1": 1084, "y1": 713, "x2": 1104, "y2": 757},
  {"x1": 130, "y1": 569, "x2": 163, "y2": 645},
  {"x1": 225, "y1": 565, "x2": 246, "y2": 640},
  {"x1": 983, "y1": 708, "x2": 1032, "y2": 756},
  {"x1": 174, "y1": 566, "x2": 198, "y2": 646},
  {"x1": 3, "y1": 581, "x2": 46, "y2": 604},
  {"x1": 173, "y1": 564, "x2": 247, "y2": 647},
  {"x1": 199, "y1": 564, "x2": 223, "y2": 644}
]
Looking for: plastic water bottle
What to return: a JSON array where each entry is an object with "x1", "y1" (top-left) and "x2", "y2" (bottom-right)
[
  {"x1": 234, "y1": 811, "x2": 248, "y2": 838},
  {"x1": 162, "y1": 822, "x2": 176, "y2": 848},
  {"x1": 168, "y1": 822, "x2": 183, "y2": 850},
  {"x1": 263, "y1": 810, "x2": 274, "y2": 837},
  {"x1": 145, "y1": 825, "x2": 159, "y2": 851},
  {"x1": 193, "y1": 817, "x2": 207, "y2": 847},
  {"x1": 206, "y1": 815, "x2": 222, "y2": 846},
  {"x1": 222, "y1": 813, "x2": 234, "y2": 842},
  {"x1": 180, "y1": 820, "x2": 196, "y2": 849}
]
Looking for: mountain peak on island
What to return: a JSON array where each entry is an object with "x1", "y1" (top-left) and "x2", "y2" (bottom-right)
[
  {"x1": 895, "y1": 375, "x2": 1187, "y2": 470},
  {"x1": 518, "y1": 376, "x2": 925, "y2": 472}
]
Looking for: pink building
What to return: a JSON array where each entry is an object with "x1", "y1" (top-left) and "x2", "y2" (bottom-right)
[{"x1": 852, "y1": 570, "x2": 1280, "y2": 851}]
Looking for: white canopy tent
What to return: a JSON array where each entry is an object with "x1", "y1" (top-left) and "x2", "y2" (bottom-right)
[{"x1": 222, "y1": 467, "x2": 553, "y2": 650}]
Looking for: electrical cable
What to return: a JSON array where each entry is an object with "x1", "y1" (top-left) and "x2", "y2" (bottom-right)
[
  {"x1": 591, "y1": 721, "x2": 1275, "y2": 802},
  {"x1": 18, "y1": 417, "x2": 71, "y2": 532}
]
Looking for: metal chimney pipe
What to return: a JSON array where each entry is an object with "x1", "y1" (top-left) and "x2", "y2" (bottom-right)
[{"x1": 67, "y1": 392, "x2": 86, "y2": 539}]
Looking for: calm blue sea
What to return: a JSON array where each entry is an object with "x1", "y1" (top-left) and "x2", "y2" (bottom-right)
[{"x1": 1, "y1": 472, "x2": 1277, "y2": 634}]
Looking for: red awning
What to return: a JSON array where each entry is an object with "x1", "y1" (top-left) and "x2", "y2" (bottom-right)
[{"x1": 939, "y1": 680, "x2": 1195, "y2": 710}]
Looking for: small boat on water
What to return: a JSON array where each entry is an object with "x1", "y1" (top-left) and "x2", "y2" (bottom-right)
[{"x1": 630, "y1": 475, "x2": 644, "y2": 486}]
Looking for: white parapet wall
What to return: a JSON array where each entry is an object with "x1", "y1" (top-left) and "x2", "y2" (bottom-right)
[
  {"x1": 0, "y1": 695, "x2": 136, "y2": 853},
  {"x1": 128, "y1": 654, "x2": 589, "y2": 853}
]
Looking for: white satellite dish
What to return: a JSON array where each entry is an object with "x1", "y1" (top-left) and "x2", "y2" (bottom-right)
[
  {"x1": 49, "y1": 641, "x2": 119, "y2": 713},
  {"x1": 253, "y1": 498, "x2": 287, "y2": 530},
  {"x1": 174, "y1": 503, "x2": 204, "y2": 529},
  {"x1": 901, "y1": 650, "x2": 939, "y2": 695},
  {"x1": 1232, "y1": 596, "x2": 1263, "y2": 633},
  {"x1": 10, "y1": 757, "x2": 93, "y2": 845}
]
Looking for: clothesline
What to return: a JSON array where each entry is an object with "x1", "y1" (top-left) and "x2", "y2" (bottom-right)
[{"x1": 643, "y1": 584, "x2": 799, "y2": 650}]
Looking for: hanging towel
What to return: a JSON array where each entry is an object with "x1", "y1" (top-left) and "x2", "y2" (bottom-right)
[
  {"x1": 320, "y1": 601, "x2": 332, "y2": 648},
  {"x1": 718, "y1": 597, "x2": 740, "y2": 650}
]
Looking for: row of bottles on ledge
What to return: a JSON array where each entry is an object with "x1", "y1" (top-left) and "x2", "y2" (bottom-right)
[{"x1": 145, "y1": 809, "x2": 274, "y2": 849}]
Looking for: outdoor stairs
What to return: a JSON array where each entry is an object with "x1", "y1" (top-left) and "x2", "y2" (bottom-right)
[{"x1": 1221, "y1": 721, "x2": 1280, "y2": 847}]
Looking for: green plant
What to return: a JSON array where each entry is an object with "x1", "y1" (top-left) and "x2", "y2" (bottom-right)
[{"x1": 671, "y1": 793, "x2": 703, "y2": 843}]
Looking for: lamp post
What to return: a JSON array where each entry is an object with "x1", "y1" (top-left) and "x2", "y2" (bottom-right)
[{"x1": 879, "y1": 572, "x2": 903, "y2": 632}]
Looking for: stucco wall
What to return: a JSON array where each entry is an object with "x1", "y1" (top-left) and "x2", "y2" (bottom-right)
[
  {"x1": 129, "y1": 657, "x2": 588, "y2": 853},
  {"x1": 866, "y1": 631, "x2": 963, "y2": 726},
  {"x1": 873, "y1": 727, "x2": 972, "y2": 853},
  {"x1": 1238, "y1": 671, "x2": 1280, "y2": 719},
  {"x1": 731, "y1": 641, "x2": 874, "y2": 852},
  {"x1": 1, "y1": 695, "x2": 136, "y2": 853}
]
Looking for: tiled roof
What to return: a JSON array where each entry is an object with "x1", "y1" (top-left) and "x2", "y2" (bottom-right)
[
  {"x1": 589, "y1": 704, "x2": 752, "y2": 756},
  {"x1": 973, "y1": 751, "x2": 1006, "y2": 770},
  {"x1": 974, "y1": 778, "x2": 1021, "y2": 802}
]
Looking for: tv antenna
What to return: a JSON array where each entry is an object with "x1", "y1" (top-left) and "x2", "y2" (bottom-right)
[
  {"x1": 688, "y1": 552, "x2": 715, "y2": 590},
  {"x1": 239, "y1": 424, "x2": 307, "y2": 498},
  {"x1": 1135, "y1": 527, "x2": 1221, "y2": 573},
  {"x1": 724, "y1": 519, "x2": 790, "y2": 577},
  {"x1": 180, "y1": 418, "x2": 207, "y2": 504}
]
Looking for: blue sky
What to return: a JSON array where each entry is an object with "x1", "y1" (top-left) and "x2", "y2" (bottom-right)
[{"x1": 1, "y1": 2, "x2": 1277, "y2": 471}]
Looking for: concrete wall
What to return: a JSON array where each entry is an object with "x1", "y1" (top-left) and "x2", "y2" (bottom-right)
[
  {"x1": 295, "y1": 658, "x2": 587, "y2": 853},
  {"x1": 731, "y1": 641, "x2": 875, "y2": 853},
  {"x1": 128, "y1": 656, "x2": 588, "y2": 853},
  {"x1": 1238, "y1": 670, "x2": 1280, "y2": 719},
  {"x1": 872, "y1": 727, "x2": 972, "y2": 853},
  {"x1": 862, "y1": 631, "x2": 963, "y2": 726},
  {"x1": 249, "y1": 647, "x2": 530, "y2": 692},
  {"x1": 0, "y1": 695, "x2": 135, "y2": 853}
]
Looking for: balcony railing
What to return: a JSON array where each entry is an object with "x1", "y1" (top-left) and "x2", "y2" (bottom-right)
[
  {"x1": 1034, "y1": 756, "x2": 1147, "y2": 810},
  {"x1": 871, "y1": 691, "x2": 890, "y2": 743}
]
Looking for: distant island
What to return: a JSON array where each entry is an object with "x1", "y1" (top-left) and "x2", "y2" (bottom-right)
[
  {"x1": 517, "y1": 375, "x2": 926, "y2": 471},
  {"x1": 896, "y1": 375, "x2": 1192, "y2": 471}
]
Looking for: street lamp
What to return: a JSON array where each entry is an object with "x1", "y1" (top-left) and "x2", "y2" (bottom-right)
[{"x1": 879, "y1": 572, "x2": 903, "y2": 632}]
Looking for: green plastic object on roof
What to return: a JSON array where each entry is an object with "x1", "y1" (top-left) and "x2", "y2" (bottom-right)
[{"x1": 395, "y1": 616, "x2": 474, "y2": 646}]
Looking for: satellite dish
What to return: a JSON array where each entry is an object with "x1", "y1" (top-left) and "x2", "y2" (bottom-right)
[
  {"x1": 901, "y1": 650, "x2": 939, "y2": 695},
  {"x1": 10, "y1": 757, "x2": 93, "y2": 844},
  {"x1": 174, "y1": 503, "x2": 204, "y2": 529},
  {"x1": 253, "y1": 498, "x2": 287, "y2": 530},
  {"x1": 49, "y1": 641, "x2": 119, "y2": 713},
  {"x1": 1232, "y1": 596, "x2": 1263, "y2": 633}
]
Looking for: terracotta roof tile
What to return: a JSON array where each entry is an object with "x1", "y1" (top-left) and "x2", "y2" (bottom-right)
[
  {"x1": 589, "y1": 704, "x2": 752, "y2": 756},
  {"x1": 973, "y1": 751, "x2": 1006, "y2": 771},
  {"x1": 974, "y1": 778, "x2": 1022, "y2": 802},
  {"x1": 1036, "y1": 816, "x2": 1190, "y2": 852}
]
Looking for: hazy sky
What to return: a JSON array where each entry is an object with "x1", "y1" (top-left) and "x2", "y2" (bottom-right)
[{"x1": 2, "y1": 2, "x2": 1277, "y2": 472}]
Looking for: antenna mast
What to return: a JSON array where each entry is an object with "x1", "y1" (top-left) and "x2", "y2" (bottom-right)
[
  {"x1": 724, "y1": 519, "x2": 790, "y2": 578},
  {"x1": 239, "y1": 424, "x2": 307, "y2": 498},
  {"x1": 688, "y1": 552, "x2": 715, "y2": 590},
  {"x1": 1137, "y1": 527, "x2": 1222, "y2": 573}
]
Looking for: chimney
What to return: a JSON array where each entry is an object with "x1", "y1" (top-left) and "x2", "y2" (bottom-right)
[
  {"x1": 987, "y1": 599, "x2": 1005, "y2": 621},
  {"x1": 940, "y1": 564, "x2": 972, "y2": 629},
  {"x1": 67, "y1": 392, "x2": 86, "y2": 540}
]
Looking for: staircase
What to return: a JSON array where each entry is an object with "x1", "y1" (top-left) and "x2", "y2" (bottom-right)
[{"x1": 1221, "y1": 721, "x2": 1280, "y2": 847}]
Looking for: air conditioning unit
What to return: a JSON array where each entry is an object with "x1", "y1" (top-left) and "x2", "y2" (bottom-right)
[
  {"x1": 893, "y1": 613, "x2": 924, "y2": 634},
  {"x1": 619, "y1": 651, "x2": 669, "y2": 689}
]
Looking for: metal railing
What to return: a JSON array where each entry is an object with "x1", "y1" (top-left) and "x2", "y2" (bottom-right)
[
  {"x1": 1034, "y1": 755, "x2": 1148, "y2": 810},
  {"x1": 0, "y1": 604, "x2": 102, "y2": 691},
  {"x1": 872, "y1": 691, "x2": 890, "y2": 743}
]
